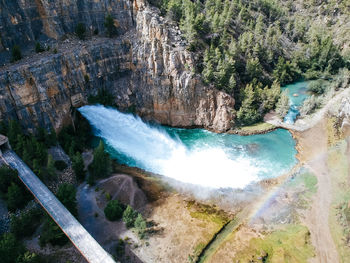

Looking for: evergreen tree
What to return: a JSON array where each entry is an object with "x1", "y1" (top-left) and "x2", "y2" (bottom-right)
[
  {"x1": 11, "y1": 45, "x2": 22, "y2": 62},
  {"x1": 47, "y1": 154, "x2": 56, "y2": 179},
  {"x1": 275, "y1": 90, "x2": 290, "y2": 118},
  {"x1": 72, "y1": 152, "x2": 85, "y2": 181},
  {"x1": 123, "y1": 205, "x2": 138, "y2": 228},
  {"x1": 89, "y1": 141, "x2": 112, "y2": 179},
  {"x1": 104, "y1": 14, "x2": 116, "y2": 37},
  {"x1": 56, "y1": 183, "x2": 77, "y2": 217},
  {"x1": 7, "y1": 183, "x2": 26, "y2": 212},
  {"x1": 0, "y1": 233, "x2": 25, "y2": 263},
  {"x1": 75, "y1": 23, "x2": 86, "y2": 40}
]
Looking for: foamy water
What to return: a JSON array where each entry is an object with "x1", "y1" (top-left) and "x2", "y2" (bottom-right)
[{"x1": 79, "y1": 105, "x2": 297, "y2": 189}]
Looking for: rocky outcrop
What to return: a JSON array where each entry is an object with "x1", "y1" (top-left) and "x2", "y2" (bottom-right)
[{"x1": 0, "y1": 0, "x2": 235, "y2": 132}]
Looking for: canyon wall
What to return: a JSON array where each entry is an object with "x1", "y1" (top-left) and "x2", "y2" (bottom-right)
[{"x1": 0, "y1": 0, "x2": 235, "y2": 132}]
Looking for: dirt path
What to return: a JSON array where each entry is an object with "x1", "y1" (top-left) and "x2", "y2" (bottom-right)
[
  {"x1": 304, "y1": 154, "x2": 339, "y2": 263},
  {"x1": 294, "y1": 116, "x2": 340, "y2": 262}
]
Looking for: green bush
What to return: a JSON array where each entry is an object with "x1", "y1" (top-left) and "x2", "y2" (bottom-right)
[
  {"x1": 54, "y1": 160, "x2": 67, "y2": 171},
  {"x1": 39, "y1": 217, "x2": 68, "y2": 247},
  {"x1": 75, "y1": 23, "x2": 86, "y2": 40},
  {"x1": 35, "y1": 42, "x2": 45, "y2": 53},
  {"x1": 0, "y1": 233, "x2": 25, "y2": 263},
  {"x1": 104, "y1": 200, "x2": 124, "y2": 221},
  {"x1": 72, "y1": 152, "x2": 85, "y2": 181},
  {"x1": 89, "y1": 141, "x2": 112, "y2": 182},
  {"x1": 104, "y1": 14, "x2": 117, "y2": 37},
  {"x1": 56, "y1": 183, "x2": 77, "y2": 217},
  {"x1": 122, "y1": 205, "x2": 138, "y2": 228},
  {"x1": 10, "y1": 207, "x2": 43, "y2": 238},
  {"x1": 134, "y1": 213, "x2": 147, "y2": 239},
  {"x1": 308, "y1": 80, "x2": 326, "y2": 94},
  {"x1": 11, "y1": 45, "x2": 22, "y2": 62},
  {"x1": 0, "y1": 167, "x2": 19, "y2": 194},
  {"x1": 7, "y1": 183, "x2": 27, "y2": 212}
]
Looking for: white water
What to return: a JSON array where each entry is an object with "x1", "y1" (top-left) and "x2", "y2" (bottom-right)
[{"x1": 79, "y1": 105, "x2": 274, "y2": 189}]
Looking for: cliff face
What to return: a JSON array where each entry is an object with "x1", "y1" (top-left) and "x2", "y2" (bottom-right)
[{"x1": 0, "y1": 0, "x2": 235, "y2": 132}]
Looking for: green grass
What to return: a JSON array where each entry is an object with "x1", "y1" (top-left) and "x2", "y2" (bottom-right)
[
  {"x1": 233, "y1": 224, "x2": 315, "y2": 263},
  {"x1": 289, "y1": 172, "x2": 318, "y2": 194},
  {"x1": 187, "y1": 201, "x2": 228, "y2": 226},
  {"x1": 236, "y1": 122, "x2": 276, "y2": 134}
]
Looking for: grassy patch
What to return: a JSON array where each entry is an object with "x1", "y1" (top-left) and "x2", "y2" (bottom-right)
[
  {"x1": 233, "y1": 122, "x2": 276, "y2": 135},
  {"x1": 327, "y1": 141, "x2": 350, "y2": 262},
  {"x1": 233, "y1": 225, "x2": 315, "y2": 263},
  {"x1": 187, "y1": 201, "x2": 229, "y2": 227},
  {"x1": 289, "y1": 172, "x2": 318, "y2": 194}
]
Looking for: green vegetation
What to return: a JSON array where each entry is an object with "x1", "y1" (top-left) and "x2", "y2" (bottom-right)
[
  {"x1": 233, "y1": 224, "x2": 315, "y2": 262},
  {"x1": 150, "y1": 0, "x2": 348, "y2": 124},
  {"x1": 0, "y1": 166, "x2": 32, "y2": 212},
  {"x1": 58, "y1": 111, "x2": 92, "y2": 155},
  {"x1": 104, "y1": 14, "x2": 117, "y2": 37},
  {"x1": 11, "y1": 45, "x2": 22, "y2": 62},
  {"x1": 134, "y1": 213, "x2": 147, "y2": 239},
  {"x1": 104, "y1": 199, "x2": 124, "y2": 221},
  {"x1": 10, "y1": 207, "x2": 43, "y2": 239},
  {"x1": 233, "y1": 122, "x2": 275, "y2": 134},
  {"x1": 0, "y1": 233, "x2": 25, "y2": 263},
  {"x1": 72, "y1": 152, "x2": 85, "y2": 181},
  {"x1": 39, "y1": 216, "x2": 68, "y2": 247},
  {"x1": 56, "y1": 183, "x2": 78, "y2": 217},
  {"x1": 35, "y1": 42, "x2": 45, "y2": 53},
  {"x1": 88, "y1": 140, "x2": 112, "y2": 184},
  {"x1": 308, "y1": 80, "x2": 326, "y2": 95},
  {"x1": 54, "y1": 160, "x2": 67, "y2": 171},
  {"x1": 75, "y1": 23, "x2": 86, "y2": 40},
  {"x1": 123, "y1": 205, "x2": 138, "y2": 228},
  {"x1": 275, "y1": 90, "x2": 290, "y2": 118}
]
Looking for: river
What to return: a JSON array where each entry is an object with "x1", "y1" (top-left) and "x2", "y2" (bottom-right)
[{"x1": 79, "y1": 105, "x2": 297, "y2": 189}]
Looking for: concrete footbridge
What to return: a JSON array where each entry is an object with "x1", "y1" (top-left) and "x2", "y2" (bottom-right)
[{"x1": 0, "y1": 136, "x2": 115, "y2": 263}]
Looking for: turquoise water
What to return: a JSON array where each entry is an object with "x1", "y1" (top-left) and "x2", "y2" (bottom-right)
[
  {"x1": 282, "y1": 81, "x2": 310, "y2": 123},
  {"x1": 80, "y1": 105, "x2": 298, "y2": 189}
]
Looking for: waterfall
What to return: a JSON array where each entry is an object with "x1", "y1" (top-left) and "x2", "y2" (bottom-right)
[{"x1": 79, "y1": 105, "x2": 296, "y2": 189}]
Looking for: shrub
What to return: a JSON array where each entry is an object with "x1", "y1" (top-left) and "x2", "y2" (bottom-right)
[
  {"x1": 122, "y1": 205, "x2": 138, "y2": 228},
  {"x1": 7, "y1": 183, "x2": 26, "y2": 212},
  {"x1": 72, "y1": 152, "x2": 85, "y2": 181},
  {"x1": 0, "y1": 167, "x2": 19, "y2": 194},
  {"x1": 275, "y1": 90, "x2": 290, "y2": 118},
  {"x1": 11, "y1": 45, "x2": 22, "y2": 62},
  {"x1": 104, "y1": 200, "x2": 124, "y2": 221},
  {"x1": 134, "y1": 213, "x2": 147, "y2": 238},
  {"x1": 89, "y1": 140, "x2": 112, "y2": 180},
  {"x1": 307, "y1": 80, "x2": 326, "y2": 94},
  {"x1": 75, "y1": 23, "x2": 86, "y2": 40},
  {"x1": 39, "y1": 217, "x2": 68, "y2": 247},
  {"x1": 299, "y1": 95, "x2": 322, "y2": 117},
  {"x1": 35, "y1": 42, "x2": 45, "y2": 53},
  {"x1": 54, "y1": 160, "x2": 67, "y2": 171},
  {"x1": 56, "y1": 183, "x2": 77, "y2": 216},
  {"x1": 10, "y1": 208, "x2": 43, "y2": 238},
  {"x1": 0, "y1": 233, "x2": 25, "y2": 263},
  {"x1": 104, "y1": 14, "x2": 117, "y2": 37}
]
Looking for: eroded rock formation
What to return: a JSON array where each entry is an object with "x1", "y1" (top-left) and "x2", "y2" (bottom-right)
[{"x1": 0, "y1": 0, "x2": 235, "y2": 132}]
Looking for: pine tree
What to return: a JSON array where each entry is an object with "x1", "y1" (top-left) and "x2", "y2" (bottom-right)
[
  {"x1": 47, "y1": 154, "x2": 56, "y2": 179},
  {"x1": 72, "y1": 152, "x2": 85, "y2": 181}
]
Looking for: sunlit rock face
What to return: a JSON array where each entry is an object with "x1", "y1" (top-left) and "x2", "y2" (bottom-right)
[{"x1": 0, "y1": 0, "x2": 235, "y2": 132}]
